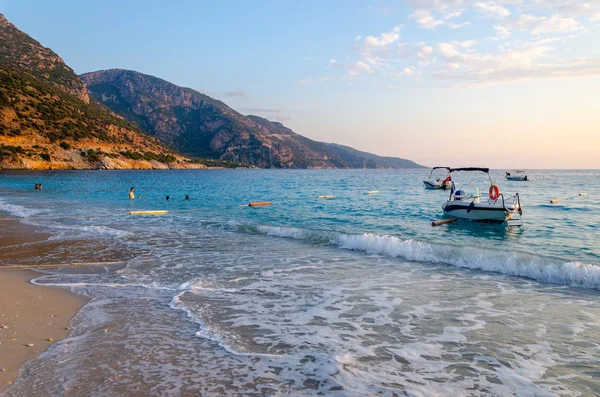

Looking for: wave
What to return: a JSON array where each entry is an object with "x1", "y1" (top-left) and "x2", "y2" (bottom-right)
[
  {"x1": 0, "y1": 198, "x2": 42, "y2": 218},
  {"x1": 169, "y1": 287, "x2": 282, "y2": 358},
  {"x1": 253, "y1": 225, "x2": 600, "y2": 290}
]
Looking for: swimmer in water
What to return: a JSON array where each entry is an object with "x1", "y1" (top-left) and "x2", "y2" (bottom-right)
[
  {"x1": 166, "y1": 195, "x2": 170, "y2": 201},
  {"x1": 185, "y1": 195, "x2": 189, "y2": 200},
  {"x1": 129, "y1": 187, "x2": 135, "y2": 199}
]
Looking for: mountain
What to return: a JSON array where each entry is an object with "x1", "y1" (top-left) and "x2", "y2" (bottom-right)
[
  {"x1": 81, "y1": 69, "x2": 423, "y2": 169},
  {"x1": 0, "y1": 14, "x2": 197, "y2": 170}
]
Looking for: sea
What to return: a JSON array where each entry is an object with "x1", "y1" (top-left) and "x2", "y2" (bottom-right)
[{"x1": 0, "y1": 169, "x2": 599, "y2": 396}]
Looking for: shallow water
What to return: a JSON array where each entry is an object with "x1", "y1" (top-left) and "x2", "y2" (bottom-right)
[{"x1": 1, "y1": 169, "x2": 599, "y2": 396}]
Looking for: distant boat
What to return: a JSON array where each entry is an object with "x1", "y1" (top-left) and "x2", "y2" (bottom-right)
[
  {"x1": 505, "y1": 170, "x2": 528, "y2": 181},
  {"x1": 442, "y1": 167, "x2": 523, "y2": 224},
  {"x1": 423, "y1": 167, "x2": 453, "y2": 190}
]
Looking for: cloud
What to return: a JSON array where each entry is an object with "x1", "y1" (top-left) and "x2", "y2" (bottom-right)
[
  {"x1": 431, "y1": 39, "x2": 600, "y2": 86},
  {"x1": 410, "y1": 8, "x2": 469, "y2": 29},
  {"x1": 238, "y1": 107, "x2": 280, "y2": 113},
  {"x1": 303, "y1": 56, "x2": 313, "y2": 61},
  {"x1": 492, "y1": 24, "x2": 511, "y2": 39},
  {"x1": 534, "y1": 0, "x2": 600, "y2": 18},
  {"x1": 403, "y1": 66, "x2": 418, "y2": 76},
  {"x1": 475, "y1": 2, "x2": 510, "y2": 18},
  {"x1": 224, "y1": 91, "x2": 246, "y2": 97},
  {"x1": 329, "y1": 59, "x2": 345, "y2": 67},
  {"x1": 349, "y1": 61, "x2": 375, "y2": 77},
  {"x1": 435, "y1": 57, "x2": 600, "y2": 86},
  {"x1": 502, "y1": 14, "x2": 583, "y2": 34},
  {"x1": 364, "y1": 25, "x2": 402, "y2": 47},
  {"x1": 410, "y1": 9, "x2": 446, "y2": 29},
  {"x1": 405, "y1": 0, "x2": 467, "y2": 13}
]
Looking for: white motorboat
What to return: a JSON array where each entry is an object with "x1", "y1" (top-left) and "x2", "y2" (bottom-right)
[
  {"x1": 505, "y1": 170, "x2": 528, "y2": 181},
  {"x1": 423, "y1": 167, "x2": 452, "y2": 190},
  {"x1": 442, "y1": 167, "x2": 523, "y2": 224}
]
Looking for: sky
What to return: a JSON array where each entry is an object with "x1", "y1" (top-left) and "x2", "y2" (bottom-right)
[{"x1": 2, "y1": 0, "x2": 599, "y2": 168}]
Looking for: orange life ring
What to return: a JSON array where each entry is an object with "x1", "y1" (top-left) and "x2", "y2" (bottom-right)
[{"x1": 489, "y1": 184, "x2": 500, "y2": 200}]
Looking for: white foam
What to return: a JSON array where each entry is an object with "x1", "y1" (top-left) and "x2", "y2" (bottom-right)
[
  {"x1": 46, "y1": 223, "x2": 131, "y2": 239},
  {"x1": 168, "y1": 289, "x2": 282, "y2": 358},
  {"x1": 254, "y1": 225, "x2": 600, "y2": 290},
  {"x1": 335, "y1": 233, "x2": 600, "y2": 290},
  {"x1": 256, "y1": 225, "x2": 310, "y2": 240},
  {"x1": 0, "y1": 198, "x2": 42, "y2": 218}
]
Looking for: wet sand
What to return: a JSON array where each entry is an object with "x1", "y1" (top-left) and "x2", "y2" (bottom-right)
[{"x1": 0, "y1": 219, "x2": 89, "y2": 393}]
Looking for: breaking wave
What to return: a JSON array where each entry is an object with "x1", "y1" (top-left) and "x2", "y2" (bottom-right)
[{"x1": 253, "y1": 225, "x2": 600, "y2": 290}]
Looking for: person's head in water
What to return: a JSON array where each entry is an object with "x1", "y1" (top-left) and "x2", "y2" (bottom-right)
[
  {"x1": 185, "y1": 195, "x2": 189, "y2": 200},
  {"x1": 34, "y1": 184, "x2": 39, "y2": 189},
  {"x1": 166, "y1": 195, "x2": 170, "y2": 201}
]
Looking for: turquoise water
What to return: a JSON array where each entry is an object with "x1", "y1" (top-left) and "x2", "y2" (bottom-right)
[{"x1": 1, "y1": 169, "x2": 599, "y2": 396}]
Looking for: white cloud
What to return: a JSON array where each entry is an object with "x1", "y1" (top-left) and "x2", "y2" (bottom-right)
[
  {"x1": 364, "y1": 25, "x2": 402, "y2": 47},
  {"x1": 430, "y1": 41, "x2": 600, "y2": 86},
  {"x1": 405, "y1": 0, "x2": 467, "y2": 13},
  {"x1": 502, "y1": 14, "x2": 583, "y2": 34},
  {"x1": 449, "y1": 21, "x2": 472, "y2": 29},
  {"x1": 313, "y1": 0, "x2": 598, "y2": 87},
  {"x1": 349, "y1": 61, "x2": 375, "y2": 77},
  {"x1": 303, "y1": 56, "x2": 313, "y2": 61},
  {"x1": 475, "y1": 2, "x2": 511, "y2": 18},
  {"x1": 534, "y1": 0, "x2": 600, "y2": 18},
  {"x1": 410, "y1": 9, "x2": 447, "y2": 29},
  {"x1": 435, "y1": 57, "x2": 600, "y2": 86},
  {"x1": 403, "y1": 66, "x2": 417, "y2": 76},
  {"x1": 410, "y1": 7, "x2": 470, "y2": 29},
  {"x1": 492, "y1": 25, "x2": 511, "y2": 39}
]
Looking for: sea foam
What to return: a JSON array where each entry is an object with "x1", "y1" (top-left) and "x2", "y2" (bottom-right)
[{"x1": 255, "y1": 225, "x2": 600, "y2": 290}]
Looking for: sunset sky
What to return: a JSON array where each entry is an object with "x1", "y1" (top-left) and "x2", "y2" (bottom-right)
[{"x1": 3, "y1": 0, "x2": 599, "y2": 168}]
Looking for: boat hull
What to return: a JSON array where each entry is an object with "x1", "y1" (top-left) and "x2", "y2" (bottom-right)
[
  {"x1": 506, "y1": 176, "x2": 528, "y2": 181},
  {"x1": 424, "y1": 180, "x2": 451, "y2": 190},
  {"x1": 442, "y1": 201, "x2": 520, "y2": 222}
]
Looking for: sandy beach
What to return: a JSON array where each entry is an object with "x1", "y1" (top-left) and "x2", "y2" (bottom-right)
[{"x1": 0, "y1": 220, "x2": 88, "y2": 394}]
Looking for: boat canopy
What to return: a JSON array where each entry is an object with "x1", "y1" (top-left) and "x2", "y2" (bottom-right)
[
  {"x1": 449, "y1": 167, "x2": 490, "y2": 173},
  {"x1": 431, "y1": 166, "x2": 451, "y2": 171}
]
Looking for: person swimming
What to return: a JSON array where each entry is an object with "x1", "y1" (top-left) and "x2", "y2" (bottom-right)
[
  {"x1": 129, "y1": 187, "x2": 135, "y2": 199},
  {"x1": 185, "y1": 195, "x2": 189, "y2": 200},
  {"x1": 166, "y1": 195, "x2": 170, "y2": 201}
]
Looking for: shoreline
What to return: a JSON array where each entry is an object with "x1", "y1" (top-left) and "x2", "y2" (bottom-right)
[{"x1": 0, "y1": 218, "x2": 89, "y2": 393}]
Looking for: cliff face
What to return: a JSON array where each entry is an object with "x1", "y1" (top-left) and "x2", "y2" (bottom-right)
[
  {"x1": 0, "y1": 14, "x2": 195, "y2": 170},
  {"x1": 82, "y1": 69, "x2": 423, "y2": 169}
]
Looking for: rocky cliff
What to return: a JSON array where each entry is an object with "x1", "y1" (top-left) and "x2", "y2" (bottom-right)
[
  {"x1": 82, "y1": 69, "x2": 422, "y2": 169},
  {"x1": 0, "y1": 14, "x2": 199, "y2": 170}
]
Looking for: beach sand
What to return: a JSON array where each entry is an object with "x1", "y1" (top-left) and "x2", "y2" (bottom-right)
[{"x1": 0, "y1": 219, "x2": 89, "y2": 393}]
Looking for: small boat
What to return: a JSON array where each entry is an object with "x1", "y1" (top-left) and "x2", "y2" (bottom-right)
[
  {"x1": 423, "y1": 167, "x2": 452, "y2": 190},
  {"x1": 442, "y1": 167, "x2": 523, "y2": 224},
  {"x1": 505, "y1": 170, "x2": 528, "y2": 181}
]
